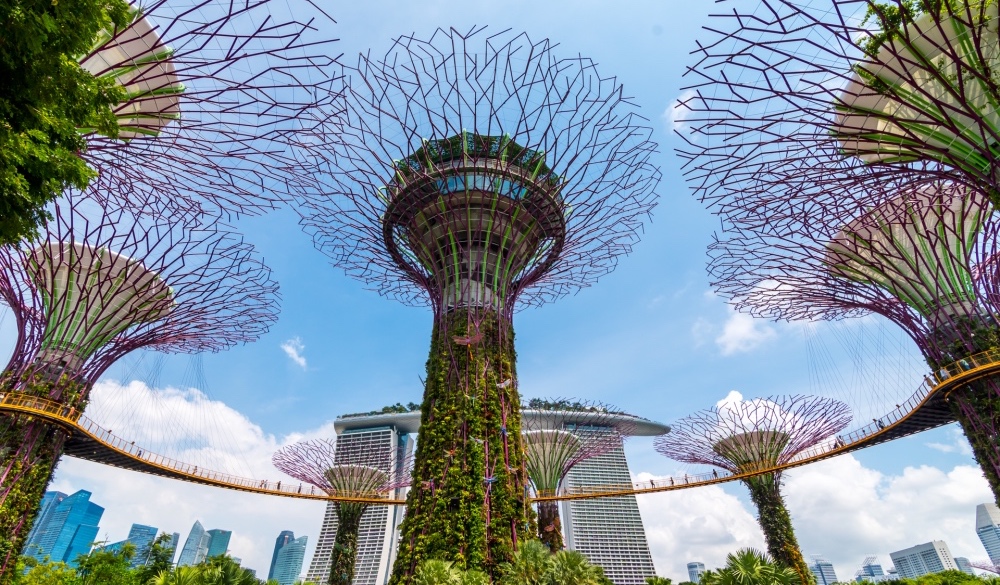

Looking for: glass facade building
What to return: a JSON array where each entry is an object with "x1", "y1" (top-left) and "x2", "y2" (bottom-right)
[
  {"x1": 177, "y1": 520, "x2": 210, "y2": 566},
  {"x1": 856, "y1": 555, "x2": 888, "y2": 582},
  {"x1": 687, "y1": 562, "x2": 706, "y2": 582},
  {"x1": 977, "y1": 503, "x2": 1000, "y2": 564},
  {"x1": 206, "y1": 529, "x2": 232, "y2": 558},
  {"x1": 24, "y1": 489, "x2": 104, "y2": 566},
  {"x1": 272, "y1": 534, "x2": 308, "y2": 585},
  {"x1": 269, "y1": 530, "x2": 296, "y2": 581},
  {"x1": 809, "y1": 556, "x2": 839, "y2": 585}
]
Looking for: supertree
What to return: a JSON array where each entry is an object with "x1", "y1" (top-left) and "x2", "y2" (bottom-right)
[
  {"x1": 295, "y1": 26, "x2": 659, "y2": 582},
  {"x1": 71, "y1": 0, "x2": 339, "y2": 218},
  {"x1": 655, "y1": 395, "x2": 852, "y2": 583},
  {"x1": 521, "y1": 400, "x2": 638, "y2": 551},
  {"x1": 272, "y1": 438, "x2": 411, "y2": 585},
  {"x1": 0, "y1": 193, "x2": 279, "y2": 578},
  {"x1": 675, "y1": 0, "x2": 999, "y2": 225},
  {"x1": 703, "y1": 177, "x2": 1000, "y2": 503}
]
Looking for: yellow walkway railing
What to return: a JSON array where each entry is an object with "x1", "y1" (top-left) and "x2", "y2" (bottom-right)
[{"x1": 2, "y1": 347, "x2": 999, "y2": 504}]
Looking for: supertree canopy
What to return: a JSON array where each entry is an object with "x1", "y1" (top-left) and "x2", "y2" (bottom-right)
[
  {"x1": 74, "y1": 0, "x2": 339, "y2": 218},
  {"x1": 0, "y1": 194, "x2": 279, "y2": 577},
  {"x1": 676, "y1": 0, "x2": 999, "y2": 223},
  {"x1": 655, "y1": 395, "x2": 852, "y2": 583},
  {"x1": 521, "y1": 401, "x2": 638, "y2": 551},
  {"x1": 272, "y1": 439, "x2": 411, "y2": 585},
  {"x1": 705, "y1": 178, "x2": 1000, "y2": 502},
  {"x1": 296, "y1": 26, "x2": 659, "y2": 582}
]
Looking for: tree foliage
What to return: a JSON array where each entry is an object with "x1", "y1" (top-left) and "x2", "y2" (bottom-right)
[
  {"x1": 0, "y1": 0, "x2": 128, "y2": 244},
  {"x1": 700, "y1": 549, "x2": 800, "y2": 585}
]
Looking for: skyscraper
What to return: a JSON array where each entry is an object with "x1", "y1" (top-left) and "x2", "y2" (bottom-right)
[
  {"x1": 303, "y1": 409, "x2": 666, "y2": 585},
  {"x1": 124, "y1": 524, "x2": 160, "y2": 568},
  {"x1": 205, "y1": 529, "x2": 232, "y2": 559},
  {"x1": 24, "y1": 491, "x2": 67, "y2": 554},
  {"x1": 954, "y1": 557, "x2": 975, "y2": 575},
  {"x1": 687, "y1": 562, "x2": 706, "y2": 583},
  {"x1": 166, "y1": 533, "x2": 181, "y2": 565},
  {"x1": 856, "y1": 555, "x2": 887, "y2": 582},
  {"x1": 177, "y1": 521, "x2": 210, "y2": 566},
  {"x1": 810, "y1": 556, "x2": 839, "y2": 585},
  {"x1": 304, "y1": 413, "x2": 415, "y2": 585},
  {"x1": 977, "y1": 503, "x2": 1000, "y2": 563},
  {"x1": 269, "y1": 531, "x2": 296, "y2": 581},
  {"x1": 24, "y1": 489, "x2": 104, "y2": 566},
  {"x1": 889, "y1": 542, "x2": 959, "y2": 578},
  {"x1": 272, "y1": 534, "x2": 308, "y2": 585}
]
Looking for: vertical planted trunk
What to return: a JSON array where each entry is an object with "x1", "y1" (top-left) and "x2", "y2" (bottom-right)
[
  {"x1": 328, "y1": 503, "x2": 365, "y2": 585},
  {"x1": 536, "y1": 501, "x2": 563, "y2": 551},
  {"x1": 744, "y1": 473, "x2": 813, "y2": 585},
  {"x1": 390, "y1": 309, "x2": 530, "y2": 584}
]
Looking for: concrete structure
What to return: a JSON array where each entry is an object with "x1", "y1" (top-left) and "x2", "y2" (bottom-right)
[
  {"x1": 303, "y1": 409, "x2": 666, "y2": 585},
  {"x1": 272, "y1": 535, "x2": 308, "y2": 585},
  {"x1": 977, "y1": 503, "x2": 1000, "y2": 563},
  {"x1": 856, "y1": 555, "x2": 888, "y2": 582},
  {"x1": 810, "y1": 556, "x2": 839, "y2": 585},
  {"x1": 687, "y1": 562, "x2": 706, "y2": 583},
  {"x1": 889, "y1": 541, "x2": 958, "y2": 579},
  {"x1": 206, "y1": 529, "x2": 231, "y2": 558},
  {"x1": 177, "y1": 521, "x2": 210, "y2": 566},
  {"x1": 954, "y1": 557, "x2": 975, "y2": 575},
  {"x1": 23, "y1": 489, "x2": 104, "y2": 567}
]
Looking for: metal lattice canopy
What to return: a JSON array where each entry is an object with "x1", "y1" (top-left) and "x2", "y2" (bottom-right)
[
  {"x1": 272, "y1": 438, "x2": 412, "y2": 498},
  {"x1": 0, "y1": 193, "x2": 280, "y2": 389},
  {"x1": 296, "y1": 25, "x2": 660, "y2": 312},
  {"x1": 76, "y1": 0, "x2": 340, "y2": 218},
  {"x1": 676, "y1": 0, "x2": 1000, "y2": 228},
  {"x1": 521, "y1": 400, "x2": 638, "y2": 494},
  {"x1": 655, "y1": 395, "x2": 852, "y2": 474}
]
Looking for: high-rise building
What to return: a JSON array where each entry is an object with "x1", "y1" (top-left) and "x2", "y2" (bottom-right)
[
  {"x1": 810, "y1": 556, "x2": 839, "y2": 585},
  {"x1": 272, "y1": 534, "x2": 308, "y2": 585},
  {"x1": 177, "y1": 521, "x2": 210, "y2": 566},
  {"x1": 304, "y1": 413, "x2": 416, "y2": 585},
  {"x1": 24, "y1": 491, "x2": 67, "y2": 554},
  {"x1": 977, "y1": 503, "x2": 1000, "y2": 564},
  {"x1": 24, "y1": 489, "x2": 104, "y2": 566},
  {"x1": 303, "y1": 409, "x2": 667, "y2": 585},
  {"x1": 269, "y1": 530, "x2": 296, "y2": 581},
  {"x1": 856, "y1": 555, "x2": 887, "y2": 582},
  {"x1": 124, "y1": 524, "x2": 160, "y2": 567},
  {"x1": 889, "y1": 541, "x2": 958, "y2": 578},
  {"x1": 687, "y1": 562, "x2": 706, "y2": 583},
  {"x1": 954, "y1": 557, "x2": 975, "y2": 575},
  {"x1": 166, "y1": 532, "x2": 181, "y2": 565},
  {"x1": 206, "y1": 529, "x2": 232, "y2": 559}
]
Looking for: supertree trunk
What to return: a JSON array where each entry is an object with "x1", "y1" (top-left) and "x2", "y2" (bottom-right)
[
  {"x1": 948, "y1": 380, "x2": 1000, "y2": 504},
  {"x1": 744, "y1": 474, "x2": 813, "y2": 585},
  {"x1": 327, "y1": 503, "x2": 366, "y2": 585},
  {"x1": 537, "y1": 501, "x2": 563, "y2": 551},
  {"x1": 390, "y1": 308, "x2": 529, "y2": 584},
  {"x1": 0, "y1": 415, "x2": 67, "y2": 580}
]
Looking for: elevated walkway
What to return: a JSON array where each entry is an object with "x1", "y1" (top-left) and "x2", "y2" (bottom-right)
[{"x1": 1, "y1": 348, "x2": 996, "y2": 503}]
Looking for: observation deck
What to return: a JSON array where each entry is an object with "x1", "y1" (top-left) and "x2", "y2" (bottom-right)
[{"x1": 0, "y1": 349, "x2": 994, "y2": 502}]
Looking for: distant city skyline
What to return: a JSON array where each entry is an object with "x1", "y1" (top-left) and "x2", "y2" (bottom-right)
[
  {"x1": 24, "y1": 490, "x2": 104, "y2": 567},
  {"x1": 270, "y1": 531, "x2": 308, "y2": 585}
]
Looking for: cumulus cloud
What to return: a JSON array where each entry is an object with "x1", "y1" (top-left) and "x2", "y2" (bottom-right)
[
  {"x1": 926, "y1": 427, "x2": 974, "y2": 456},
  {"x1": 666, "y1": 89, "x2": 698, "y2": 134},
  {"x1": 633, "y1": 454, "x2": 993, "y2": 581},
  {"x1": 281, "y1": 337, "x2": 307, "y2": 369},
  {"x1": 715, "y1": 311, "x2": 777, "y2": 355}
]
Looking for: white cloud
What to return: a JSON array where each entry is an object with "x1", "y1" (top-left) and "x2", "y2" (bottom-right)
[
  {"x1": 281, "y1": 337, "x2": 308, "y2": 369},
  {"x1": 666, "y1": 89, "x2": 698, "y2": 134},
  {"x1": 926, "y1": 427, "x2": 974, "y2": 456},
  {"x1": 53, "y1": 380, "x2": 339, "y2": 576},
  {"x1": 633, "y1": 454, "x2": 993, "y2": 581},
  {"x1": 715, "y1": 311, "x2": 777, "y2": 355}
]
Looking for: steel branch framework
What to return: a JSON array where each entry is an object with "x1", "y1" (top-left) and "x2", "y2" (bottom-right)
[
  {"x1": 656, "y1": 395, "x2": 851, "y2": 582},
  {"x1": 0, "y1": 193, "x2": 279, "y2": 576},
  {"x1": 77, "y1": 0, "x2": 340, "y2": 218},
  {"x1": 295, "y1": 25, "x2": 659, "y2": 582},
  {"x1": 522, "y1": 399, "x2": 637, "y2": 550},
  {"x1": 273, "y1": 439, "x2": 411, "y2": 585},
  {"x1": 676, "y1": 0, "x2": 1000, "y2": 224}
]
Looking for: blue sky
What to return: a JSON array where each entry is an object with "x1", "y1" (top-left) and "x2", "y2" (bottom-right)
[{"x1": 18, "y1": 0, "x2": 999, "y2": 580}]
